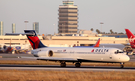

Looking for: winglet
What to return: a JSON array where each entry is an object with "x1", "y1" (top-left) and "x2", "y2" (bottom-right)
[{"x1": 94, "y1": 38, "x2": 100, "y2": 47}]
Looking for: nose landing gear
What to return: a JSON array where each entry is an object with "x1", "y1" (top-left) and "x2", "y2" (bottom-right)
[{"x1": 120, "y1": 62, "x2": 124, "y2": 68}]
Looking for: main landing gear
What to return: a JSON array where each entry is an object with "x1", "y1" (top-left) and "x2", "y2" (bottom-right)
[
  {"x1": 120, "y1": 62, "x2": 124, "y2": 68},
  {"x1": 60, "y1": 62, "x2": 66, "y2": 67},
  {"x1": 75, "y1": 62, "x2": 81, "y2": 67},
  {"x1": 60, "y1": 62, "x2": 81, "y2": 67}
]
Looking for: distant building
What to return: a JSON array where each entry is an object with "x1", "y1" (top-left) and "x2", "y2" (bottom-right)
[
  {"x1": 12, "y1": 23, "x2": 16, "y2": 33},
  {"x1": 102, "y1": 34, "x2": 128, "y2": 38},
  {"x1": 58, "y1": 0, "x2": 78, "y2": 34},
  {"x1": 0, "y1": 21, "x2": 3, "y2": 35},
  {"x1": 79, "y1": 30, "x2": 97, "y2": 37},
  {"x1": 33, "y1": 22, "x2": 39, "y2": 33}
]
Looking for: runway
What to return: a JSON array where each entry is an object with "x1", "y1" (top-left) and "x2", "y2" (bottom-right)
[
  {"x1": 0, "y1": 54, "x2": 135, "y2": 71},
  {"x1": 0, "y1": 65, "x2": 135, "y2": 72}
]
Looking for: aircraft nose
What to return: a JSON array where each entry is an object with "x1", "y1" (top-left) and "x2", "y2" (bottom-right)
[{"x1": 124, "y1": 55, "x2": 130, "y2": 62}]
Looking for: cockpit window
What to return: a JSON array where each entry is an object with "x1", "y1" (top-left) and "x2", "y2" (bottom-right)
[{"x1": 115, "y1": 50, "x2": 124, "y2": 54}]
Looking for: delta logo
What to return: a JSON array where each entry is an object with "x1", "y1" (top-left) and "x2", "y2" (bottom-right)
[{"x1": 91, "y1": 49, "x2": 109, "y2": 52}]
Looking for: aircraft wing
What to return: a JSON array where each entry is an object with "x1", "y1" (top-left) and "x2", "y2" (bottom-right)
[
  {"x1": 37, "y1": 57, "x2": 78, "y2": 61},
  {"x1": 21, "y1": 57, "x2": 78, "y2": 62}
]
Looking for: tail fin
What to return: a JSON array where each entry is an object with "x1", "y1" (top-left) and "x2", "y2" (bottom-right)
[
  {"x1": 24, "y1": 30, "x2": 47, "y2": 49},
  {"x1": 125, "y1": 29, "x2": 135, "y2": 48},
  {"x1": 94, "y1": 38, "x2": 100, "y2": 47}
]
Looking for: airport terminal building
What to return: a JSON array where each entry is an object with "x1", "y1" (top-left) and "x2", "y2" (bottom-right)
[{"x1": 0, "y1": 34, "x2": 129, "y2": 47}]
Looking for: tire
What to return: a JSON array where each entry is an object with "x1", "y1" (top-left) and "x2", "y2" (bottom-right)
[
  {"x1": 60, "y1": 63, "x2": 66, "y2": 67},
  {"x1": 75, "y1": 63, "x2": 81, "y2": 67}
]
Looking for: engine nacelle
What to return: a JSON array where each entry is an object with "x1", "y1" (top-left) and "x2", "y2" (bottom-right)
[{"x1": 35, "y1": 50, "x2": 54, "y2": 57}]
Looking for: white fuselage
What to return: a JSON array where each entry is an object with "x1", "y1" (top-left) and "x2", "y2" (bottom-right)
[{"x1": 31, "y1": 47, "x2": 130, "y2": 63}]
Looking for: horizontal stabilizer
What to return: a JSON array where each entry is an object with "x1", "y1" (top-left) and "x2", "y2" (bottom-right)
[{"x1": 5, "y1": 33, "x2": 35, "y2": 36}]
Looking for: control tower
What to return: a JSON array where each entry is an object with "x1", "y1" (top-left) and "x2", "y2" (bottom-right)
[{"x1": 58, "y1": 0, "x2": 78, "y2": 34}]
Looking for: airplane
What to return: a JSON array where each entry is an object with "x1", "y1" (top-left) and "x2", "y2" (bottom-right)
[
  {"x1": 0, "y1": 44, "x2": 30, "y2": 54},
  {"x1": 23, "y1": 30, "x2": 130, "y2": 68},
  {"x1": 74, "y1": 38, "x2": 100, "y2": 47},
  {"x1": 6, "y1": 46, "x2": 13, "y2": 53},
  {"x1": 125, "y1": 29, "x2": 135, "y2": 48},
  {"x1": 13, "y1": 44, "x2": 30, "y2": 54},
  {"x1": 100, "y1": 44, "x2": 125, "y2": 50},
  {"x1": 0, "y1": 44, "x2": 13, "y2": 53},
  {"x1": 73, "y1": 38, "x2": 125, "y2": 50}
]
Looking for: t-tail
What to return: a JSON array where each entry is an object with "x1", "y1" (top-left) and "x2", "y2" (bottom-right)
[
  {"x1": 24, "y1": 30, "x2": 47, "y2": 49},
  {"x1": 125, "y1": 29, "x2": 135, "y2": 48}
]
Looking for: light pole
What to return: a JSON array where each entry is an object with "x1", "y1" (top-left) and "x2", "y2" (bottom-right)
[
  {"x1": 53, "y1": 24, "x2": 56, "y2": 35},
  {"x1": 100, "y1": 22, "x2": 104, "y2": 34},
  {"x1": 24, "y1": 21, "x2": 29, "y2": 30}
]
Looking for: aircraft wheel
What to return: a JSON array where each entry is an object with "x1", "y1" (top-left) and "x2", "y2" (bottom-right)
[
  {"x1": 120, "y1": 62, "x2": 124, "y2": 68},
  {"x1": 121, "y1": 65, "x2": 124, "y2": 68},
  {"x1": 75, "y1": 63, "x2": 81, "y2": 67},
  {"x1": 60, "y1": 63, "x2": 66, "y2": 67}
]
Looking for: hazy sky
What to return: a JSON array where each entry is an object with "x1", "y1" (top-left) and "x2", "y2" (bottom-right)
[{"x1": 0, "y1": 0, "x2": 135, "y2": 34}]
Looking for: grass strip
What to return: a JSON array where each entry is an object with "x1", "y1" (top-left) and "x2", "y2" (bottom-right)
[{"x1": 0, "y1": 70, "x2": 135, "y2": 81}]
